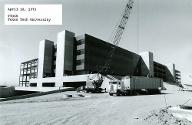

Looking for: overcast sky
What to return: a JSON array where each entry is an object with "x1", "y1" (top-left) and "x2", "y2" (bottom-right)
[{"x1": 0, "y1": 0, "x2": 192, "y2": 85}]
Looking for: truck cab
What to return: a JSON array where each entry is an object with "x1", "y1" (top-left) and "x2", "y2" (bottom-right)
[
  {"x1": 109, "y1": 77, "x2": 131, "y2": 96},
  {"x1": 109, "y1": 81, "x2": 121, "y2": 95}
]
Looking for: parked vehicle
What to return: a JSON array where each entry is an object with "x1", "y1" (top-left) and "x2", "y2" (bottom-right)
[{"x1": 109, "y1": 76, "x2": 163, "y2": 96}]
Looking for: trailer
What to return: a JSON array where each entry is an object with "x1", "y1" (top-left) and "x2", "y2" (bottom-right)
[{"x1": 109, "y1": 76, "x2": 163, "y2": 96}]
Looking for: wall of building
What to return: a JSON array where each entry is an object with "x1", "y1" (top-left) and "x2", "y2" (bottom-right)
[
  {"x1": 139, "y1": 51, "x2": 154, "y2": 77},
  {"x1": 153, "y1": 61, "x2": 181, "y2": 84},
  {"x1": 175, "y1": 70, "x2": 181, "y2": 83},
  {"x1": 19, "y1": 59, "x2": 38, "y2": 87},
  {"x1": 56, "y1": 30, "x2": 75, "y2": 78},
  {"x1": 75, "y1": 34, "x2": 149, "y2": 76},
  {"x1": 43, "y1": 40, "x2": 55, "y2": 77},
  {"x1": 137, "y1": 57, "x2": 149, "y2": 77},
  {"x1": 19, "y1": 30, "x2": 181, "y2": 88}
]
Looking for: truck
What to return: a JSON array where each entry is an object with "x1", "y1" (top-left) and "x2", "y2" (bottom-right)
[{"x1": 109, "y1": 76, "x2": 163, "y2": 96}]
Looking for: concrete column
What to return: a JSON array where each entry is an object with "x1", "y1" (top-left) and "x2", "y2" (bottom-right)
[
  {"x1": 37, "y1": 40, "x2": 45, "y2": 87},
  {"x1": 167, "y1": 63, "x2": 176, "y2": 81},
  {"x1": 37, "y1": 40, "x2": 54, "y2": 87},
  {"x1": 139, "y1": 51, "x2": 154, "y2": 77},
  {"x1": 173, "y1": 64, "x2": 176, "y2": 81},
  {"x1": 55, "y1": 30, "x2": 75, "y2": 87}
]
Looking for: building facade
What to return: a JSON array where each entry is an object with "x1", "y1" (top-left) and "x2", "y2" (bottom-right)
[{"x1": 19, "y1": 30, "x2": 181, "y2": 88}]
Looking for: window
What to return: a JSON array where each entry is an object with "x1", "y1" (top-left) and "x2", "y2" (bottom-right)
[
  {"x1": 30, "y1": 83, "x2": 37, "y2": 87},
  {"x1": 42, "y1": 82, "x2": 55, "y2": 87}
]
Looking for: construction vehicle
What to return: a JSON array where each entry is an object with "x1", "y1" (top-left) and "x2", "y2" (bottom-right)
[
  {"x1": 85, "y1": 0, "x2": 134, "y2": 92},
  {"x1": 109, "y1": 76, "x2": 163, "y2": 96},
  {"x1": 85, "y1": 74, "x2": 104, "y2": 93}
]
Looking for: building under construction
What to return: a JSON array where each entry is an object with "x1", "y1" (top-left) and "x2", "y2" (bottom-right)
[{"x1": 19, "y1": 30, "x2": 181, "y2": 89}]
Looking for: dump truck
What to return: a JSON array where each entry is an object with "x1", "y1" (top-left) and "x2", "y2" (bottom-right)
[{"x1": 109, "y1": 76, "x2": 163, "y2": 96}]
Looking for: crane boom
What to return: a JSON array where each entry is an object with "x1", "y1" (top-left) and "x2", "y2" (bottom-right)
[
  {"x1": 102, "y1": 0, "x2": 134, "y2": 73},
  {"x1": 85, "y1": 0, "x2": 134, "y2": 93},
  {"x1": 112, "y1": 0, "x2": 134, "y2": 46}
]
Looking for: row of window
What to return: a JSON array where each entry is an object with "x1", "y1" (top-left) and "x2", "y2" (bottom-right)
[{"x1": 21, "y1": 62, "x2": 38, "y2": 67}]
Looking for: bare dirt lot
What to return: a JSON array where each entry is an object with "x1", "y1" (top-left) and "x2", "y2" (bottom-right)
[{"x1": 0, "y1": 83, "x2": 192, "y2": 125}]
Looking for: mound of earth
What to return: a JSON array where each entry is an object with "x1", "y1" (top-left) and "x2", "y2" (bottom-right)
[{"x1": 144, "y1": 106, "x2": 192, "y2": 125}]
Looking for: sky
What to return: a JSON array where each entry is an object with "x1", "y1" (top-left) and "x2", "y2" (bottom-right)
[{"x1": 0, "y1": 0, "x2": 192, "y2": 85}]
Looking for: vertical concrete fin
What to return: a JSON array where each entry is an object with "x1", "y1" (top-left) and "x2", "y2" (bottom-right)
[
  {"x1": 37, "y1": 40, "x2": 55, "y2": 87},
  {"x1": 37, "y1": 40, "x2": 45, "y2": 87},
  {"x1": 56, "y1": 30, "x2": 75, "y2": 86},
  {"x1": 139, "y1": 51, "x2": 154, "y2": 77},
  {"x1": 166, "y1": 63, "x2": 176, "y2": 81}
]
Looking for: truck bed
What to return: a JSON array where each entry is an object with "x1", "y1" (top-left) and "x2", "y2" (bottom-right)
[{"x1": 130, "y1": 76, "x2": 162, "y2": 90}]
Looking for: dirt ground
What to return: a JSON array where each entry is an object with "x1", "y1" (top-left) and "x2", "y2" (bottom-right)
[
  {"x1": 144, "y1": 106, "x2": 192, "y2": 125},
  {"x1": 0, "y1": 83, "x2": 192, "y2": 125}
]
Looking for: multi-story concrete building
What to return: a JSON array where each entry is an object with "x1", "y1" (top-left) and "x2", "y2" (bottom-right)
[
  {"x1": 19, "y1": 30, "x2": 181, "y2": 89},
  {"x1": 19, "y1": 59, "x2": 38, "y2": 87}
]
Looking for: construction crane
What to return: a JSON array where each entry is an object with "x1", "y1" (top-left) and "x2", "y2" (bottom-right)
[
  {"x1": 103, "y1": 0, "x2": 134, "y2": 73},
  {"x1": 84, "y1": 0, "x2": 134, "y2": 93}
]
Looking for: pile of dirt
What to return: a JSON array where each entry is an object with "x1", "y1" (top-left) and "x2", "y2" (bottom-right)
[{"x1": 144, "y1": 106, "x2": 192, "y2": 125}]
